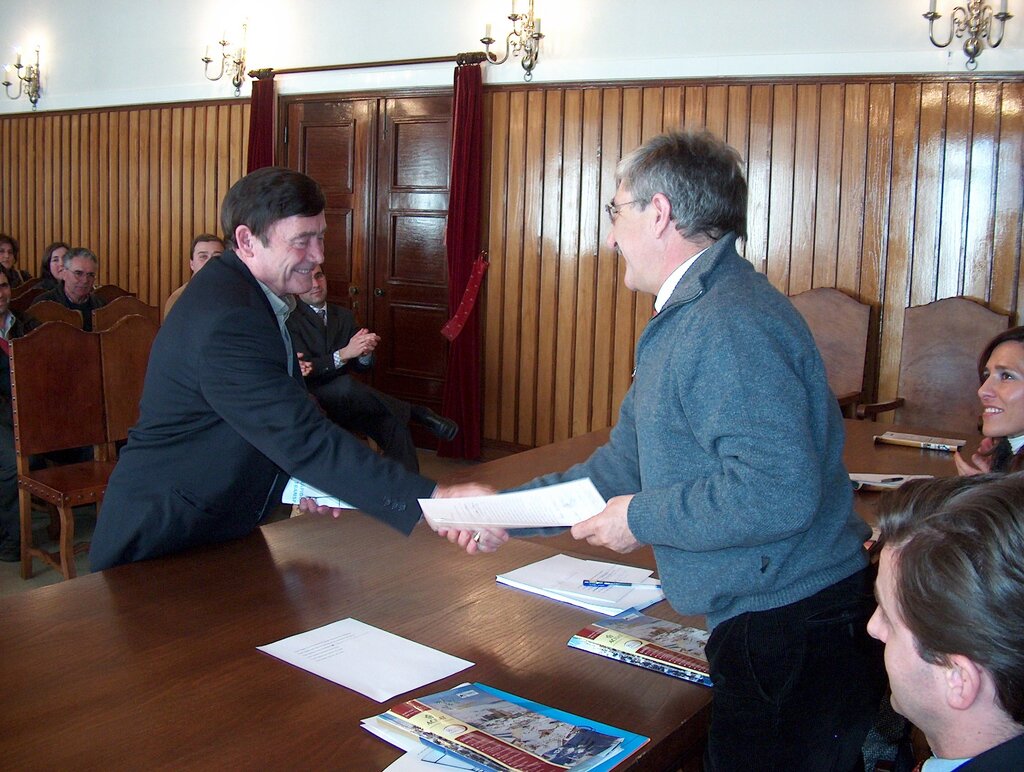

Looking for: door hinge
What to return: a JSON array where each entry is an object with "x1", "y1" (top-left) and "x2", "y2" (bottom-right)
[{"x1": 283, "y1": 125, "x2": 288, "y2": 145}]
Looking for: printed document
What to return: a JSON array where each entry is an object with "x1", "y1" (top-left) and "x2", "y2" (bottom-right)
[
  {"x1": 419, "y1": 478, "x2": 606, "y2": 529},
  {"x1": 257, "y1": 618, "x2": 472, "y2": 702},
  {"x1": 282, "y1": 478, "x2": 354, "y2": 509}
]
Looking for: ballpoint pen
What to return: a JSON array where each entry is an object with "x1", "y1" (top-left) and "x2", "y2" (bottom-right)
[{"x1": 582, "y1": 579, "x2": 662, "y2": 589}]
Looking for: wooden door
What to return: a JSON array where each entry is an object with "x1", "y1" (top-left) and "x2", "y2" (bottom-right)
[
  {"x1": 282, "y1": 99, "x2": 375, "y2": 319},
  {"x1": 371, "y1": 96, "x2": 453, "y2": 433}
]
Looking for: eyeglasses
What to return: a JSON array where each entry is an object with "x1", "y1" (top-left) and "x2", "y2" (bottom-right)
[
  {"x1": 604, "y1": 199, "x2": 639, "y2": 221},
  {"x1": 69, "y1": 269, "x2": 97, "y2": 281}
]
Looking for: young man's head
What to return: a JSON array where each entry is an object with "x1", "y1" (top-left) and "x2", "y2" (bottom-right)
[
  {"x1": 189, "y1": 234, "x2": 224, "y2": 276},
  {"x1": 61, "y1": 247, "x2": 100, "y2": 305},
  {"x1": 220, "y1": 167, "x2": 327, "y2": 297},
  {"x1": 868, "y1": 474, "x2": 1024, "y2": 757},
  {"x1": 297, "y1": 266, "x2": 328, "y2": 307}
]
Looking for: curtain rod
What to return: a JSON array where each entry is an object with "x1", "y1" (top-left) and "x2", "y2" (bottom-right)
[{"x1": 248, "y1": 52, "x2": 488, "y2": 80}]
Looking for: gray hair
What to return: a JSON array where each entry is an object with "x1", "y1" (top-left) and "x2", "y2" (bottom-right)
[{"x1": 62, "y1": 247, "x2": 99, "y2": 268}]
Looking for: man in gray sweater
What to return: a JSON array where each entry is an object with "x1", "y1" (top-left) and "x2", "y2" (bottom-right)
[{"x1": 499, "y1": 131, "x2": 885, "y2": 770}]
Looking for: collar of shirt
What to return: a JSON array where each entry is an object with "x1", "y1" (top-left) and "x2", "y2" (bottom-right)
[
  {"x1": 921, "y1": 757, "x2": 970, "y2": 772},
  {"x1": 1010, "y1": 435, "x2": 1024, "y2": 454},
  {"x1": 256, "y1": 281, "x2": 297, "y2": 322},
  {"x1": 306, "y1": 302, "x2": 327, "y2": 314},
  {"x1": 0, "y1": 311, "x2": 14, "y2": 339},
  {"x1": 654, "y1": 247, "x2": 707, "y2": 313}
]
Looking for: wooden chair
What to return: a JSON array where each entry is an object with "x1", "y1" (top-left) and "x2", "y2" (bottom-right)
[
  {"x1": 10, "y1": 315, "x2": 159, "y2": 579},
  {"x1": 11, "y1": 276, "x2": 41, "y2": 297},
  {"x1": 857, "y1": 297, "x2": 1009, "y2": 434},
  {"x1": 790, "y1": 288, "x2": 871, "y2": 414},
  {"x1": 93, "y1": 284, "x2": 135, "y2": 303},
  {"x1": 10, "y1": 284, "x2": 49, "y2": 314},
  {"x1": 24, "y1": 299, "x2": 84, "y2": 329},
  {"x1": 93, "y1": 295, "x2": 160, "y2": 331}
]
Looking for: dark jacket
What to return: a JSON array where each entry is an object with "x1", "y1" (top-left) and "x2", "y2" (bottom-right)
[{"x1": 31, "y1": 284, "x2": 106, "y2": 331}]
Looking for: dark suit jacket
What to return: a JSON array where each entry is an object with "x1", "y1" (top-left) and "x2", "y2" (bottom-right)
[
  {"x1": 285, "y1": 301, "x2": 372, "y2": 385},
  {"x1": 90, "y1": 250, "x2": 434, "y2": 570},
  {"x1": 958, "y1": 733, "x2": 1024, "y2": 770},
  {"x1": 31, "y1": 285, "x2": 106, "y2": 331}
]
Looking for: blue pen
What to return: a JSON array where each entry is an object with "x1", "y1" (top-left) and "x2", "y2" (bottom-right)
[{"x1": 582, "y1": 579, "x2": 662, "y2": 589}]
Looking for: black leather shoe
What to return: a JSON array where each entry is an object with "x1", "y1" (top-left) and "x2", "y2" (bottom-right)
[{"x1": 411, "y1": 407, "x2": 459, "y2": 442}]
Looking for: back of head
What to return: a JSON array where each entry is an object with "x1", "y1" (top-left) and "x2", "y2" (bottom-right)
[
  {"x1": 615, "y1": 130, "x2": 748, "y2": 242},
  {"x1": 220, "y1": 167, "x2": 326, "y2": 249},
  {"x1": 876, "y1": 473, "x2": 1024, "y2": 724}
]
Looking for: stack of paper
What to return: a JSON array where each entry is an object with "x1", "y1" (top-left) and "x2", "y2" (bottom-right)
[
  {"x1": 496, "y1": 554, "x2": 665, "y2": 614},
  {"x1": 849, "y1": 473, "x2": 933, "y2": 491}
]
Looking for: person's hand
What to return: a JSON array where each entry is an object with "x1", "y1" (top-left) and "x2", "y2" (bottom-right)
[
  {"x1": 954, "y1": 436, "x2": 998, "y2": 476},
  {"x1": 298, "y1": 497, "x2": 351, "y2": 518},
  {"x1": 571, "y1": 494, "x2": 642, "y2": 553},
  {"x1": 297, "y1": 352, "x2": 313, "y2": 378},
  {"x1": 338, "y1": 328, "x2": 380, "y2": 362},
  {"x1": 426, "y1": 482, "x2": 508, "y2": 554}
]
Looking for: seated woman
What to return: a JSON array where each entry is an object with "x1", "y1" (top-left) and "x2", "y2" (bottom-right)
[
  {"x1": 956, "y1": 325, "x2": 1024, "y2": 475},
  {"x1": 0, "y1": 233, "x2": 31, "y2": 288},
  {"x1": 37, "y1": 241, "x2": 70, "y2": 292}
]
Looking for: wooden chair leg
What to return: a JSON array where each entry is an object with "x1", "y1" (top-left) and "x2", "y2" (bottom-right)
[
  {"x1": 19, "y1": 487, "x2": 34, "y2": 580},
  {"x1": 58, "y1": 504, "x2": 76, "y2": 580}
]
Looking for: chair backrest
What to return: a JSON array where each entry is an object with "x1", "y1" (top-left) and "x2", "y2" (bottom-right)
[
  {"x1": 25, "y1": 300, "x2": 84, "y2": 329},
  {"x1": 10, "y1": 285, "x2": 49, "y2": 315},
  {"x1": 896, "y1": 297, "x2": 1009, "y2": 433},
  {"x1": 99, "y1": 314, "x2": 159, "y2": 441},
  {"x1": 790, "y1": 288, "x2": 871, "y2": 406},
  {"x1": 93, "y1": 284, "x2": 135, "y2": 303},
  {"x1": 93, "y1": 295, "x2": 160, "y2": 332},
  {"x1": 11, "y1": 276, "x2": 41, "y2": 297},
  {"x1": 10, "y1": 322, "x2": 106, "y2": 457}
]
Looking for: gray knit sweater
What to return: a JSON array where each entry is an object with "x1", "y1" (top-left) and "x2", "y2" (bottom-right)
[{"x1": 520, "y1": 233, "x2": 868, "y2": 630}]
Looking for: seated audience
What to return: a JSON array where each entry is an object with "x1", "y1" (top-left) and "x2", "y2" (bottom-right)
[
  {"x1": 30, "y1": 247, "x2": 106, "y2": 331},
  {"x1": 0, "y1": 233, "x2": 32, "y2": 288},
  {"x1": 0, "y1": 271, "x2": 37, "y2": 561},
  {"x1": 164, "y1": 233, "x2": 224, "y2": 318},
  {"x1": 869, "y1": 473, "x2": 1024, "y2": 769},
  {"x1": 287, "y1": 266, "x2": 457, "y2": 473},
  {"x1": 37, "y1": 241, "x2": 70, "y2": 292},
  {"x1": 955, "y1": 326, "x2": 1024, "y2": 475}
]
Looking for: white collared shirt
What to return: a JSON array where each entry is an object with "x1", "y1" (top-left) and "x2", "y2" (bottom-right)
[{"x1": 654, "y1": 248, "x2": 708, "y2": 313}]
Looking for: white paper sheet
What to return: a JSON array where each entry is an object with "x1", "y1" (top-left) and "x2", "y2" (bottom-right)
[
  {"x1": 419, "y1": 478, "x2": 606, "y2": 529},
  {"x1": 849, "y1": 473, "x2": 933, "y2": 491},
  {"x1": 362, "y1": 718, "x2": 476, "y2": 771},
  {"x1": 257, "y1": 618, "x2": 472, "y2": 702},
  {"x1": 281, "y1": 478, "x2": 354, "y2": 509}
]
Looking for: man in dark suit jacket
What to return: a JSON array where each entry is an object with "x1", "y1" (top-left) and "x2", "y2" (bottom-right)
[
  {"x1": 287, "y1": 266, "x2": 457, "y2": 473},
  {"x1": 90, "y1": 167, "x2": 499, "y2": 571}
]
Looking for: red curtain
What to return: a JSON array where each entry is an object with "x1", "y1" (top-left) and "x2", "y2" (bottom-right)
[
  {"x1": 438, "y1": 63, "x2": 485, "y2": 460},
  {"x1": 246, "y1": 75, "x2": 276, "y2": 173}
]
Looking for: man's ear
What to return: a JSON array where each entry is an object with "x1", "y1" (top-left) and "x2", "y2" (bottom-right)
[
  {"x1": 945, "y1": 654, "x2": 984, "y2": 711},
  {"x1": 649, "y1": 193, "x2": 674, "y2": 238},
  {"x1": 234, "y1": 225, "x2": 256, "y2": 258}
]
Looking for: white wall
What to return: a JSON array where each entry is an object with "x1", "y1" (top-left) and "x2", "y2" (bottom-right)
[{"x1": 1, "y1": 0, "x2": 1022, "y2": 114}]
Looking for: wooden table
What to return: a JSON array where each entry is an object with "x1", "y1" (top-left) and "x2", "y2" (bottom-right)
[{"x1": 1, "y1": 418, "x2": 971, "y2": 770}]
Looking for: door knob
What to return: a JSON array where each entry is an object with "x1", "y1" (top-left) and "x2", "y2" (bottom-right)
[
  {"x1": 348, "y1": 285, "x2": 360, "y2": 296},
  {"x1": 374, "y1": 287, "x2": 386, "y2": 297}
]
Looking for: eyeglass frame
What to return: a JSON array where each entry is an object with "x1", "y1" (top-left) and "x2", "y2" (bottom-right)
[{"x1": 604, "y1": 198, "x2": 641, "y2": 221}]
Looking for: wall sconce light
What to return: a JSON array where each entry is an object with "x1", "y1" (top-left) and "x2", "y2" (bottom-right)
[
  {"x1": 3, "y1": 45, "x2": 42, "y2": 111},
  {"x1": 480, "y1": 0, "x2": 544, "y2": 81},
  {"x1": 924, "y1": 0, "x2": 1013, "y2": 69},
  {"x1": 202, "y1": 22, "x2": 247, "y2": 96}
]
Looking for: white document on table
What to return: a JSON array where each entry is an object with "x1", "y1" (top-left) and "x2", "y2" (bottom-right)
[
  {"x1": 362, "y1": 718, "x2": 475, "y2": 771},
  {"x1": 497, "y1": 554, "x2": 665, "y2": 613},
  {"x1": 281, "y1": 478, "x2": 354, "y2": 509},
  {"x1": 849, "y1": 473, "x2": 934, "y2": 491},
  {"x1": 418, "y1": 478, "x2": 606, "y2": 529},
  {"x1": 257, "y1": 618, "x2": 472, "y2": 702}
]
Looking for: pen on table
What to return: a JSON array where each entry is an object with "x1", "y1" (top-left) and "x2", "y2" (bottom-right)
[{"x1": 582, "y1": 579, "x2": 663, "y2": 589}]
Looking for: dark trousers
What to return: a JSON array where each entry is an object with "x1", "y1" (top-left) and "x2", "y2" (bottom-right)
[
  {"x1": 704, "y1": 567, "x2": 886, "y2": 772},
  {"x1": 0, "y1": 422, "x2": 18, "y2": 545}
]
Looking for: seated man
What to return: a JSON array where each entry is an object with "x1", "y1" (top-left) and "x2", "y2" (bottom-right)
[
  {"x1": 0, "y1": 271, "x2": 36, "y2": 561},
  {"x1": 31, "y1": 247, "x2": 106, "y2": 331},
  {"x1": 287, "y1": 266, "x2": 456, "y2": 473},
  {"x1": 869, "y1": 473, "x2": 1024, "y2": 770},
  {"x1": 164, "y1": 233, "x2": 224, "y2": 319}
]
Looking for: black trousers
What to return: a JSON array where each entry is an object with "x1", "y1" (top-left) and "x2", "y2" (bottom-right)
[{"x1": 704, "y1": 566, "x2": 887, "y2": 772}]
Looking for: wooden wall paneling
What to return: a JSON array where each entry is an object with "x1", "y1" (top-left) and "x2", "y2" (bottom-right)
[
  {"x1": 534, "y1": 88, "x2": 565, "y2": 447},
  {"x1": 483, "y1": 91, "x2": 509, "y2": 441},
  {"x1": 813, "y1": 84, "x2": 844, "y2": 289},
  {"x1": 837, "y1": 84, "x2": 868, "y2": 296},
  {"x1": 683, "y1": 85, "x2": 705, "y2": 129},
  {"x1": 705, "y1": 85, "x2": 729, "y2": 140},
  {"x1": 572, "y1": 87, "x2": 603, "y2": 437},
  {"x1": 204, "y1": 107, "x2": 219, "y2": 248},
  {"x1": 746, "y1": 85, "x2": 774, "y2": 271},
  {"x1": 963, "y1": 83, "x2": 999, "y2": 303},
  {"x1": 767, "y1": 85, "x2": 796, "y2": 292},
  {"x1": 937, "y1": 82, "x2": 972, "y2": 301},
  {"x1": 518, "y1": 89, "x2": 547, "y2": 446},
  {"x1": 592, "y1": 87, "x2": 623, "y2": 432},
  {"x1": 117, "y1": 111, "x2": 130, "y2": 291},
  {"x1": 169, "y1": 107, "x2": 183, "y2": 299},
  {"x1": 662, "y1": 85, "x2": 683, "y2": 133},
  {"x1": 554, "y1": 89, "x2": 584, "y2": 443},
  {"x1": 105, "y1": 113, "x2": 117, "y2": 284},
  {"x1": 910, "y1": 82, "x2": 944, "y2": 307},
  {"x1": 790, "y1": 83, "x2": 821, "y2": 294},
  {"x1": 632, "y1": 87, "x2": 664, "y2": 338},
  {"x1": 89, "y1": 114, "x2": 100, "y2": 259},
  {"x1": 992, "y1": 82, "x2": 1023, "y2": 319},
  {"x1": 611, "y1": 88, "x2": 642, "y2": 422},
  {"x1": 97, "y1": 113, "x2": 109, "y2": 278},
  {"x1": 500, "y1": 90, "x2": 528, "y2": 443}
]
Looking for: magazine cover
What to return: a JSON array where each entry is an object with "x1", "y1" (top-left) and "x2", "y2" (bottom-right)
[
  {"x1": 568, "y1": 609, "x2": 712, "y2": 688},
  {"x1": 375, "y1": 682, "x2": 647, "y2": 771}
]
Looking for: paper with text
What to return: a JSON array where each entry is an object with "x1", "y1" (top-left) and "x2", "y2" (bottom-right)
[
  {"x1": 419, "y1": 478, "x2": 606, "y2": 529},
  {"x1": 282, "y1": 478, "x2": 354, "y2": 509},
  {"x1": 257, "y1": 618, "x2": 472, "y2": 702}
]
